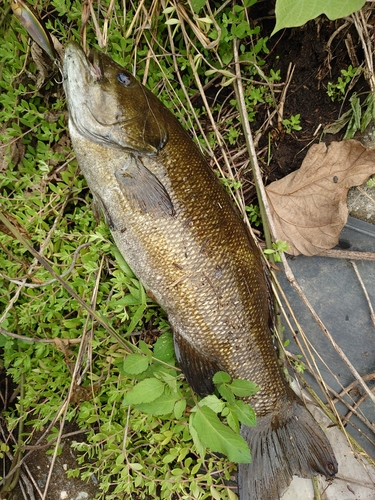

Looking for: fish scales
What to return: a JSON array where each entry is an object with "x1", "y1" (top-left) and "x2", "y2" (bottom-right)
[{"x1": 63, "y1": 42, "x2": 337, "y2": 500}]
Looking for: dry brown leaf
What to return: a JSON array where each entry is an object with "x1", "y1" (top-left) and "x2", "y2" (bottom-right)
[{"x1": 265, "y1": 140, "x2": 375, "y2": 256}]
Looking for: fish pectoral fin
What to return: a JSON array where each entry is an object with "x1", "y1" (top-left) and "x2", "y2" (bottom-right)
[
  {"x1": 115, "y1": 156, "x2": 175, "y2": 218},
  {"x1": 174, "y1": 329, "x2": 221, "y2": 396}
]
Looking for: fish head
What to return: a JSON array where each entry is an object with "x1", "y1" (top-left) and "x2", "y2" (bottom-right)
[{"x1": 63, "y1": 42, "x2": 168, "y2": 155}]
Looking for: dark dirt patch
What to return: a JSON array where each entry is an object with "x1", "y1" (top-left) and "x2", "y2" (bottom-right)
[
  {"x1": 2, "y1": 422, "x2": 100, "y2": 500},
  {"x1": 243, "y1": 11, "x2": 370, "y2": 205}
]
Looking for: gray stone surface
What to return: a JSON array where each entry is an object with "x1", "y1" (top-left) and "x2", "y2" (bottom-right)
[{"x1": 347, "y1": 183, "x2": 375, "y2": 224}]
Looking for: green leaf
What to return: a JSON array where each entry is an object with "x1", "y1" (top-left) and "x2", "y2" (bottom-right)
[
  {"x1": 0, "y1": 334, "x2": 8, "y2": 347},
  {"x1": 125, "y1": 303, "x2": 146, "y2": 335},
  {"x1": 129, "y1": 463, "x2": 143, "y2": 471},
  {"x1": 173, "y1": 399, "x2": 186, "y2": 419},
  {"x1": 273, "y1": 0, "x2": 366, "y2": 35},
  {"x1": 139, "y1": 340, "x2": 152, "y2": 360},
  {"x1": 232, "y1": 21, "x2": 252, "y2": 39},
  {"x1": 189, "y1": 414, "x2": 206, "y2": 460},
  {"x1": 135, "y1": 392, "x2": 177, "y2": 415},
  {"x1": 116, "y1": 452, "x2": 125, "y2": 465},
  {"x1": 153, "y1": 332, "x2": 175, "y2": 362},
  {"x1": 212, "y1": 371, "x2": 231, "y2": 384},
  {"x1": 197, "y1": 394, "x2": 225, "y2": 414},
  {"x1": 217, "y1": 384, "x2": 235, "y2": 404},
  {"x1": 229, "y1": 379, "x2": 260, "y2": 397},
  {"x1": 360, "y1": 95, "x2": 375, "y2": 132},
  {"x1": 230, "y1": 400, "x2": 257, "y2": 427},
  {"x1": 226, "y1": 408, "x2": 240, "y2": 433},
  {"x1": 192, "y1": 406, "x2": 251, "y2": 463},
  {"x1": 210, "y1": 485, "x2": 222, "y2": 500},
  {"x1": 344, "y1": 94, "x2": 362, "y2": 139},
  {"x1": 112, "y1": 246, "x2": 135, "y2": 277},
  {"x1": 191, "y1": 0, "x2": 206, "y2": 13},
  {"x1": 123, "y1": 378, "x2": 165, "y2": 405},
  {"x1": 122, "y1": 354, "x2": 149, "y2": 375}
]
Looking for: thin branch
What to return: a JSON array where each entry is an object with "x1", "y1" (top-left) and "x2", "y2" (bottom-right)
[{"x1": 350, "y1": 260, "x2": 375, "y2": 328}]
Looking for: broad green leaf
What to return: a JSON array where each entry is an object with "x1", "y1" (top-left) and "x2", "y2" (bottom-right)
[
  {"x1": 229, "y1": 379, "x2": 260, "y2": 397},
  {"x1": 217, "y1": 384, "x2": 235, "y2": 404},
  {"x1": 165, "y1": 18, "x2": 180, "y2": 25},
  {"x1": 273, "y1": 0, "x2": 366, "y2": 35},
  {"x1": 173, "y1": 399, "x2": 186, "y2": 419},
  {"x1": 344, "y1": 94, "x2": 362, "y2": 139},
  {"x1": 196, "y1": 395, "x2": 225, "y2": 414},
  {"x1": 212, "y1": 371, "x2": 231, "y2": 384},
  {"x1": 360, "y1": 95, "x2": 375, "y2": 132},
  {"x1": 231, "y1": 400, "x2": 257, "y2": 427},
  {"x1": 139, "y1": 340, "x2": 152, "y2": 359},
  {"x1": 228, "y1": 489, "x2": 239, "y2": 500},
  {"x1": 189, "y1": 414, "x2": 206, "y2": 460},
  {"x1": 123, "y1": 378, "x2": 165, "y2": 405},
  {"x1": 153, "y1": 332, "x2": 175, "y2": 362},
  {"x1": 226, "y1": 408, "x2": 240, "y2": 433},
  {"x1": 135, "y1": 392, "x2": 177, "y2": 415},
  {"x1": 192, "y1": 406, "x2": 251, "y2": 463},
  {"x1": 122, "y1": 354, "x2": 149, "y2": 375},
  {"x1": 63, "y1": 318, "x2": 82, "y2": 328}
]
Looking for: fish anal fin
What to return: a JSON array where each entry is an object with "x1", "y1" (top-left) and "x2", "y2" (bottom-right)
[
  {"x1": 174, "y1": 329, "x2": 222, "y2": 397},
  {"x1": 115, "y1": 156, "x2": 175, "y2": 218},
  {"x1": 238, "y1": 390, "x2": 337, "y2": 500}
]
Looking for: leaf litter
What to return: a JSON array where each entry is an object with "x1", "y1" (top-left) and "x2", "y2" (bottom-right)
[{"x1": 266, "y1": 139, "x2": 375, "y2": 256}]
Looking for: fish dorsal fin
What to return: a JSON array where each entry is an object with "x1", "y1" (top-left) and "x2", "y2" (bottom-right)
[
  {"x1": 115, "y1": 156, "x2": 175, "y2": 218},
  {"x1": 174, "y1": 329, "x2": 222, "y2": 396}
]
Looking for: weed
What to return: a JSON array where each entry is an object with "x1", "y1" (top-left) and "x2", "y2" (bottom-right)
[
  {"x1": 282, "y1": 113, "x2": 302, "y2": 133},
  {"x1": 324, "y1": 92, "x2": 375, "y2": 139},
  {"x1": 245, "y1": 204, "x2": 261, "y2": 226},
  {"x1": 263, "y1": 240, "x2": 290, "y2": 262},
  {"x1": 327, "y1": 65, "x2": 359, "y2": 102}
]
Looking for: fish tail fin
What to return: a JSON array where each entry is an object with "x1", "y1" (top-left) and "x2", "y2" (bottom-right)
[{"x1": 238, "y1": 394, "x2": 337, "y2": 500}]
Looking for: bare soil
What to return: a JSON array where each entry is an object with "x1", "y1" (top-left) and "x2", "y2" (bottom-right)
[{"x1": 245, "y1": 9, "x2": 371, "y2": 203}]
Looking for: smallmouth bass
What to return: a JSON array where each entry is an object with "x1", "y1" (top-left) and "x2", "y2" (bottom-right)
[{"x1": 63, "y1": 42, "x2": 337, "y2": 499}]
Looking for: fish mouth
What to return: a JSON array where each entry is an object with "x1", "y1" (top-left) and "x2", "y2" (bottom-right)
[{"x1": 63, "y1": 42, "x2": 103, "y2": 83}]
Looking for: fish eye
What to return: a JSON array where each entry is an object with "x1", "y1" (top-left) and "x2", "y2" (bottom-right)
[{"x1": 117, "y1": 73, "x2": 131, "y2": 86}]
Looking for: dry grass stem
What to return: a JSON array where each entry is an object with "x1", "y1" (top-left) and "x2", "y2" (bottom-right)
[{"x1": 350, "y1": 260, "x2": 375, "y2": 327}]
